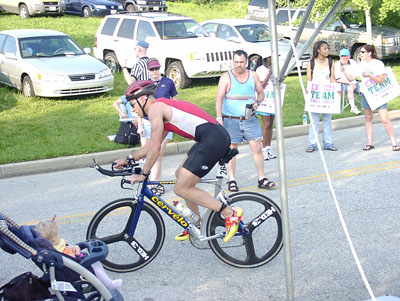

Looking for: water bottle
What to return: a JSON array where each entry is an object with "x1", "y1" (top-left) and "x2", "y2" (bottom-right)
[
  {"x1": 173, "y1": 201, "x2": 199, "y2": 224},
  {"x1": 302, "y1": 112, "x2": 308, "y2": 125}
]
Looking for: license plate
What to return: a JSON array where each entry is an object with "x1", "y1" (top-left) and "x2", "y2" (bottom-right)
[
  {"x1": 111, "y1": 10, "x2": 116, "y2": 14},
  {"x1": 48, "y1": 6, "x2": 57, "y2": 11},
  {"x1": 153, "y1": 7, "x2": 159, "y2": 10}
]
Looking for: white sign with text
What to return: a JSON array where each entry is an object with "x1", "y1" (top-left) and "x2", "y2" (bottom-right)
[
  {"x1": 256, "y1": 83, "x2": 286, "y2": 115},
  {"x1": 305, "y1": 82, "x2": 341, "y2": 114},
  {"x1": 360, "y1": 67, "x2": 400, "y2": 111}
]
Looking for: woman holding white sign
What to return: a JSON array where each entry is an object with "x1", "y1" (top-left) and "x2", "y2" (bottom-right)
[
  {"x1": 305, "y1": 41, "x2": 338, "y2": 153},
  {"x1": 357, "y1": 45, "x2": 400, "y2": 151}
]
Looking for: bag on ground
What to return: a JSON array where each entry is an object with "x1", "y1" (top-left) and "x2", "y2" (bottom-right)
[
  {"x1": 0, "y1": 271, "x2": 51, "y2": 300},
  {"x1": 114, "y1": 122, "x2": 140, "y2": 146}
]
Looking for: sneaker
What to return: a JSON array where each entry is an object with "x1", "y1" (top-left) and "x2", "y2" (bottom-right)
[
  {"x1": 224, "y1": 207, "x2": 243, "y2": 243},
  {"x1": 262, "y1": 148, "x2": 270, "y2": 161},
  {"x1": 267, "y1": 148, "x2": 276, "y2": 159},
  {"x1": 175, "y1": 225, "x2": 200, "y2": 241},
  {"x1": 138, "y1": 158, "x2": 146, "y2": 164},
  {"x1": 350, "y1": 107, "x2": 361, "y2": 115}
]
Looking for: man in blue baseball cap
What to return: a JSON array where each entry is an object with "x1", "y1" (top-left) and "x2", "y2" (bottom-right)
[
  {"x1": 122, "y1": 40, "x2": 151, "y2": 85},
  {"x1": 334, "y1": 48, "x2": 361, "y2": 114}
]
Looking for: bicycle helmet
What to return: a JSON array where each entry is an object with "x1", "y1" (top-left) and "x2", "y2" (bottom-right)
[{"x1": 125, "y1": 80, "x2": 157, "y2": 101}]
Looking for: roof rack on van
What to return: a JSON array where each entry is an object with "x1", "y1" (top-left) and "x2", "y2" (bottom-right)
[{"x1": 115, "y1": 11, "x2": 184, "y2": 18}]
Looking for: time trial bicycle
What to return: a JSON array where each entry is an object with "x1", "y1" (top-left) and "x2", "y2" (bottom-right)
[{"x1": 87, "y1": 152, "x2": 282, "y2": 273}]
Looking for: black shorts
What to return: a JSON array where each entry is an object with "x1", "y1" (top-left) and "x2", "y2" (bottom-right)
[{"x1": 183, "y1": 123, "x2": 231, "y2": 178}]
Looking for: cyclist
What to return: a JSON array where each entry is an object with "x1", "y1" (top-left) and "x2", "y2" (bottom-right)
[{"x1": 114, "y1": 80, "x2": 242, "y2": 243}]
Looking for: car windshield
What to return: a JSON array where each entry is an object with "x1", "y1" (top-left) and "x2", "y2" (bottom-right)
[
  {"x1": 154, "y1": 20, "x2": 209, "y2": 39},
  {"x1": 340, "y1": 11, "x2": 375, "y2": 28},
  {"x1": 235, "y1": 24, "x2": 283, "y2": 42},
  {"x1": 19, "y1": 35, "x2": 84, "y2": 58}
]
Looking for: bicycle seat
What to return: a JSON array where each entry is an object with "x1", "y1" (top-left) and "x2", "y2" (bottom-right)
[{"x1": 219, "y1": 148, "x2": 239, "y2": 165}]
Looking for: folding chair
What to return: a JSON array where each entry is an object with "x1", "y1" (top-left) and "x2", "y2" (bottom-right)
[{"x1": 341, "y1": 83, "x2": 362, "y2": 113}]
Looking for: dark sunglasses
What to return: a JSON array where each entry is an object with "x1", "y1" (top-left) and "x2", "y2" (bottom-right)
[
  {"x1": 149, "y1": 67, "x2": 160, "y2": 71},
  {"x1": 360, "y1": 50, "x2": 366, "y2": 53}
]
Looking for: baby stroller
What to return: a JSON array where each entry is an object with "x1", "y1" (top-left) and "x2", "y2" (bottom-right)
[{"x1": 0, "y1": 212, "x2": 123, "y2": 300}]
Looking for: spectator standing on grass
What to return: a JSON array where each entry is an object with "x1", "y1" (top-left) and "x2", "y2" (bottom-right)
[
  {"x1": 121, "y1": 40, "x2": 151, "y2": 148},
  {"x1": 355, "y1": 44, "x2": 400, "y2": 152},
  {"x1": 256, "y1": 55, "x2": 277, "y2": 161},
  {"x1": 216, "y1": 50, "x2": 275, "y2": 192},
  {"x1": 334, "y1": 48, "x2": 361, "y2": 115},
  {"x1": 144, "y1": 58, "x2": 178, "y2": 196},
  {"x1": 306, "y1": 40, "x2": 338, "y2": 153}
]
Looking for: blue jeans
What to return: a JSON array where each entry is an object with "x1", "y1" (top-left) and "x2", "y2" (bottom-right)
[{"x1": 307, "y1": 112, "x2": 334, "y2": 150}]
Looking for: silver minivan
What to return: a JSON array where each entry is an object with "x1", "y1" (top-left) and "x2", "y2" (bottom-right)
[
  {"x1": 246, "y1": 4, "x2": 400, "y2": 60},
  {"x1": 0, "y1": 0, "x2": 65, "y2": 18}
]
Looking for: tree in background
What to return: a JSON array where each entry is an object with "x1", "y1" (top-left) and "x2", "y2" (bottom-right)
[{"x1": 276, "y1": 0, "x2": 400, "y2": 29}]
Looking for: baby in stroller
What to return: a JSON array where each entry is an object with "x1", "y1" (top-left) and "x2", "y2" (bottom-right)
[
  {"x1": 0, "y1": 212, "x2": 123, "y2": 300},
  {"x1": 36, "y1": 219, "x2": 122, "y2": 290}
]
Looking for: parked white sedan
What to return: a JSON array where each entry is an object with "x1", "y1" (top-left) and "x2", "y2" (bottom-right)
[
  {"x1": 200, "y1": 19, "x2": 311, "y2": 73},
  {"x1": 0, "y1": 29, "x2": 114, "y2": 97}
]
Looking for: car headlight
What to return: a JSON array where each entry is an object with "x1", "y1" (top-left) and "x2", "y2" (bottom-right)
[
  {"x1": 190, "y1": 51, "x2": 206, "y2": 60},
  {"x1": 382, "y1": 37, "x2": 395, "y2": 46},
  {"x1": 118, "y1": 5, "x2": 123, "y2": 9},
  {"x1": 95, "y1": 5, "x2": 107, "y2": 9},
  {"x1": 161, "y1": 1, "x2": 166, "y2": 4},
  {"x1": 37, "y1": 73, "x2": 67, "y2": 82},
  {"x1": 98, "y1": 68, "x2": 112, "y2": 79},
  {"x1": 137, "y1": 0, "x2": 146, "y2": 4}
]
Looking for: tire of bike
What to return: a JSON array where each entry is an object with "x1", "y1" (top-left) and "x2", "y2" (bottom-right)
[
  {"x1": 86, "y1": 198, "x2": 165, "y2": 273},
  {"x1": 206, "y1": 191, "x2": 283, "y2": 268}
]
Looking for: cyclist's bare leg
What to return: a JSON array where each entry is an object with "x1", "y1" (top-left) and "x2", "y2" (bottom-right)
[{"x1": 175, "y1": 164, "x2": 234, "y2": 219}]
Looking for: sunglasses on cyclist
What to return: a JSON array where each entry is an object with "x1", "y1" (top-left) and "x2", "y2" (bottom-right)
[{"x1": 149, "y1": 67, "x2": 160, "y2": 71}]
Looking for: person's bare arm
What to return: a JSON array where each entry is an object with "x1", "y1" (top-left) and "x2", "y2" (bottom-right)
[
  {"x1": 215, "y1": 72, "x2": 229, "y2": 124},
  {"x1": 123, "y1": 67, "x2": 136, "y2": 85},
  {"x1": 112, "y1": 98, "x2": 128, "y2": 118},
  {"x1": 253, "y1": 71, "x2": 265, "y2": 104}
]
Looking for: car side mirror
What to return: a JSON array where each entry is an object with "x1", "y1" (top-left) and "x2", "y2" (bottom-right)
[
  {"x1": 84, "y1": 47, "x2": 91, "y2": 54},
  {"x1": 5, "y1": 53, "x2": 17, "y2": 60}
]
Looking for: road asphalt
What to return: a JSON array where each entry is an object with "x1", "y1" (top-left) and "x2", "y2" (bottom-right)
[{"x1": 1, "y1": 110, "x2": 400, "y2": 179}]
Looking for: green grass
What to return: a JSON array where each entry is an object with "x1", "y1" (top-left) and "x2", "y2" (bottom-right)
[{"x1": 1, "y1": 3, "x2": 400, "y2": 164}]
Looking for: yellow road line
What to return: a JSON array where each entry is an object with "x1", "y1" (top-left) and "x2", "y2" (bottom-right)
[{"x1": 22, "y1": 160, "x2": 400, "y2": 226}]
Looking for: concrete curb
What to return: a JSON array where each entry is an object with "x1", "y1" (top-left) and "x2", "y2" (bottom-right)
[{"x1": 1, "y1": 110, "x2": 400, "y2": 179}]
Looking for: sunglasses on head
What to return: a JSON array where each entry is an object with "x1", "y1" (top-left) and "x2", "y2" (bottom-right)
[{"x1": 149, "y1": 67, "x2": 160, "y2": 71}]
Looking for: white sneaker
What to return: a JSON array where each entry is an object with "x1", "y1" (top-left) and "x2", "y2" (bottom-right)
[
  {"x1": 262, "y1": 148, "x2": 270, "y2": 161},
  {"x1": 350, "y1": 107, "x2": 361, "y2": 115},
  {"x1": 267, "y1": 148, "x2": 276, "y2": 159},
  {"x1": 138, "y1": 158, "x2": 146, "y2": 164}
]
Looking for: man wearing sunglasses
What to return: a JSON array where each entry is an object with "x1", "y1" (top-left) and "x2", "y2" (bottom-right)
[{"x1": 114, "y1": 80, "x2": 243, "y2": 243}]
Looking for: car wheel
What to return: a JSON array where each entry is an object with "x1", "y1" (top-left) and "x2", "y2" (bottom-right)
[
  {"x1": 352, "y1": 45, "x2": 364, "y2": 63},
  {"x1": 19, "y1": 4, "x2": 30, "y2": 18},
  {"x1": 248, "y1": 55, "x2": 261, "y2": 71},
  {"x1": 104, "y1": 52, "x2": 120, "y2": 73},
  {"x1": 166, "y1": 61, "x2": 191, "y2": 89},
  {"x1": 126, "y1": 4, "x2": 137, "y2": 12},
  {"x1": 22, "y1": 76, "x2": 35, "y2": 98},
  {"x1": 83, "y1": 6, "x2": 92, "y2": 17}
]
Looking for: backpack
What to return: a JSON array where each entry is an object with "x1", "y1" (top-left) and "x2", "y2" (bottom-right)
[
  {"x1": 0, "y1": 272, "x2": 51, "y2": 301},
  {"x1": 310, "y1": 57, "x2": 333, "y2": 77},
  {"x1": 114, "y1": 122, "x2": 140, "y2": 146}
]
